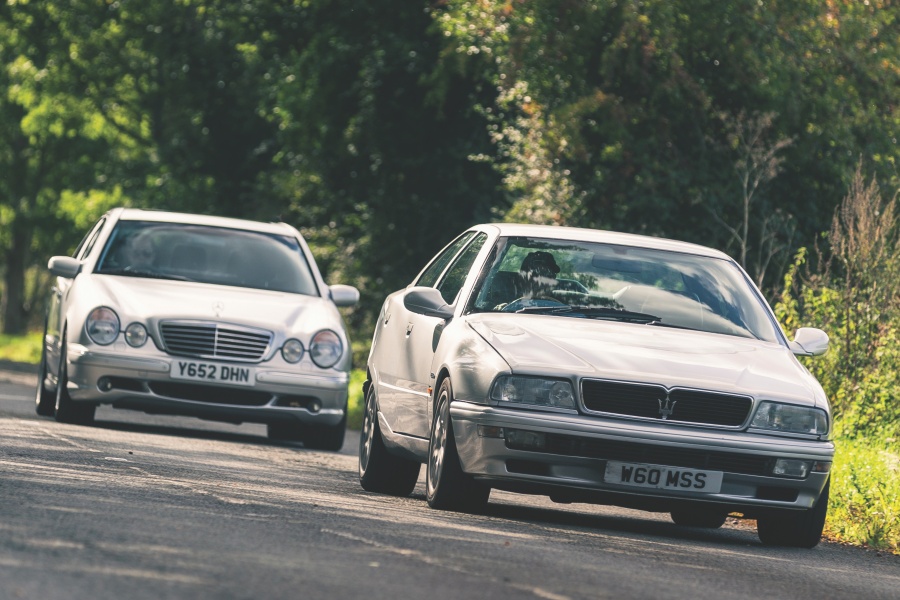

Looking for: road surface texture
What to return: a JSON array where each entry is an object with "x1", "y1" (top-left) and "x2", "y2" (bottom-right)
[{"x1": 1, "y1": 364, "x2": 897, "y2": 600}]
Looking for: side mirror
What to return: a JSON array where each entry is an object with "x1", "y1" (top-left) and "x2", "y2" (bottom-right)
[
  {"x1": 329, "y1": 284, "x2": 360, "y2": 307},
  {"x1": 789, "y1": 327, "x2": 829, "y2": 356},
  {"x1": 48, "y1": 256, "x2": 82, "y2": 279},
  {"x1": 404, "y1": 287, "x2": 453, "y2": 320}
]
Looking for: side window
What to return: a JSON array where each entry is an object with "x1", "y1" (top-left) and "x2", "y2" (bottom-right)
[
  {"x1": 415, "y1": 231, "x2": 476, "y2": 288},
  {"x1": 74, "y1": 218, "x2": 107, "y2": 259},
  {"x1": 437, "y1": 233, "x2": 488, "y2": 304}
]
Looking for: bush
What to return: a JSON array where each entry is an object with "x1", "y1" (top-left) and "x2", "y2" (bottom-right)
[
  {"x1": 775, "y1": 163, "x2": 900, "y2": 552},
  {"x1": 775, "y1": 163, "x2": 900, "y2": 438}
]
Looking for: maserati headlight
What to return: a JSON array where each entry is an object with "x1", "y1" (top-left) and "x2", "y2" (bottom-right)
[
  {"x1": 85, "y1": 307, "x2": 120, "y2": 345},
  {"x1": 490, "y1": 376, "x2": 577, "y2": 412},
  {"x1": 309, "y1": 330, "x2": 343, "y2": 369},
  {"x1": 750, "y1": 401, "x2": 828, "y2": 436}
]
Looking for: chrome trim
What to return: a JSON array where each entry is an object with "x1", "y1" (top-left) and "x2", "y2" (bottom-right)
[{"x1": 158, "y1": 320, "x2": 273, "y2": 363}]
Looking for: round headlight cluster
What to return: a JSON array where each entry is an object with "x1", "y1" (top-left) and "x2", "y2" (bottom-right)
[
  {"x1": 85, "y1": 307, "x2": 120, "y2": 345},
  {"x1": 282, "y1": 339, "x2": 305, "y2": 363},
  {"x1": 125, "y1": 323, "x2": 148, "y2": 347},
  {"x1": 310, "y1": 330, "x2": 343, "y2": 369}
]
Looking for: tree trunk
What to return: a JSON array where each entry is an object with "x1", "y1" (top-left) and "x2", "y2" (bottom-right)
[{"x1": 1, "y1": 223, "x2": 30, "y2": 335}]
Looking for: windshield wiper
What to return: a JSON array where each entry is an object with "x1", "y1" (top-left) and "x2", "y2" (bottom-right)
[
  {"x1": 99, "y1": 267, "x2": 193, "y2": 282},
  {"x1": 514, "y1": 304, "x2": 661, "y2": 323}
]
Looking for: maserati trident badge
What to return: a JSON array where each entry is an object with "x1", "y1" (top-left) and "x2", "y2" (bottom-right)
[{"x1": 658, "y1": 396, "x2": 677, "y2": 420}]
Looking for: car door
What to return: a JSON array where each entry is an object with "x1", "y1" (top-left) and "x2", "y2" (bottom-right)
[{"x1": 376, "y1": 233, "x2": 488, "y2": 439}]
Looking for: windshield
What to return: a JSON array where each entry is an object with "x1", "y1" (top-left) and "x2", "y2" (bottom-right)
[
  {"x1": 95, "y1": 220, "x2": 319, "y2": 296},
  {"x1": 468, "y1": 236, "x2": 780, "y2": 342}
]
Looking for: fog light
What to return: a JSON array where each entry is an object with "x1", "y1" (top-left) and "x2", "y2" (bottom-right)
[
  {"x1": 505, "y1": 429, "x2": 548, "y2": 451},
  {"x1": 98, "y1": 377, "x2": 112, "y2": 392},
  {"x1": 772, "y1": 459, "x2": 811, "y2": 478},
  {"x1": 308, "y1": 400, "x2": 322, "y2": 413}
]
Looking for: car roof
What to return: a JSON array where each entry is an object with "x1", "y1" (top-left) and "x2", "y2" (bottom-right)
[
  {"x1": 113, "y1": 208, "x2": 296, "y2": 236},
  {"x1": 475, "y1": 223, "x2": 732, "y2": 260}
]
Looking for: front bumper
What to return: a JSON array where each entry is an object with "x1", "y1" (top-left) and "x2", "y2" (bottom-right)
[
  {"x1": 64, "y1": 345, "x2": 349, "y2": 426},
  {"x1": 451, "y1": 402, "x2": 833, "y2": 515}
]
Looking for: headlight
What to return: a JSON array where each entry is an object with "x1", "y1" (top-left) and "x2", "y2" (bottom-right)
[
  {"x1": 85, "y1": 307, "x2": 120, "y2": 345},
  {"x1": 309, "y1": 330, "x2": 343, "y2": 368},
  {"x1": 124, "y1": 323, "x2": 148, "y2": 347},
  {"x1": 281, "y1": 338, "x2": 305, "y2": 363},
  {"x1": 750, "y1": 401, "x2": 828, "y2": 436},
  {"x1": 490, "y1": 375, "x2": 577, "y2": 412}
]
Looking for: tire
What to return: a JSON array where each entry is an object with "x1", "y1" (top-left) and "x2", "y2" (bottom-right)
[
  {"x1": 303, "y1": 413, "x2": 347, "y2": 451},
  {"x1": 34, "y1": 342, "x2": 56, "y2": 417},
  {"x1": 54, "y1": 336, "x2": 96, "y2": 425},
  {"x1": 426, "y1": 378, "x2": 490, "y2": 512},
  {"x1": 358, "y1": 385, "x2": 420, "y2": 495},
  {"x1": 757, "y1": 479, "x2": 830, "y2": 548},
  {"x1": 670, "y1": 507, "x2": 728, "y2": 529}
]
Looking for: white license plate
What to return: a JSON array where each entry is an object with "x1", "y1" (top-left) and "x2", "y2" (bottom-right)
[
  {"x1": 171, "y1": 360, "x2": 255, "y2": 387},
  {"x1": 604, "y1": 461, "x2": 723, "y2": 493}
]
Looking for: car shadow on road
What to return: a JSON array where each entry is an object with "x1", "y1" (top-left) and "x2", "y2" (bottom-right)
[
  {"x1": 89, "y1": 416, "x2": 362, "y2": 456},
  {"x1": 402, "y1": 489, "x2": 766, "y2": 550}
]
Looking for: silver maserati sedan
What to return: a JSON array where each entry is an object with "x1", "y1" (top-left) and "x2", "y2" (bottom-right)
[
  {"x1": 359, "y1": 223, "x2": 834, "y2": 547},
  {"x1": 35, "y1": 208, "x2": 358, "y2": 450}
]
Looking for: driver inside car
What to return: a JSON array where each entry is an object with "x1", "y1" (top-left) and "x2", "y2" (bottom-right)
[{"x1": 495, "y1": 250, "x2": 566, "y2": 312}]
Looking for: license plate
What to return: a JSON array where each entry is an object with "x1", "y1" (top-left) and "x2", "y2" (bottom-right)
[
  {"x1": 604, "y1": 461, "x2": 723, "y2": 493},
  {"x1": 171, "y1": 360, "x2": 255, "y2": 387}
]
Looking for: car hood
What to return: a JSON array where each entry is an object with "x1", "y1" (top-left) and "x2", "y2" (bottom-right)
[
  {"x1": 467, "y1": 314, "x2": 822, "y2": 407},
  {"x1": 81, "y1": 274, "x2": 333, "y2": 334}
]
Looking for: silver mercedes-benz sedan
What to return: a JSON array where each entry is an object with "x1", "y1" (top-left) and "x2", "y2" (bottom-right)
[
  {"x1": 359, "y1": 223, "x2": 834, "y2": 547},
  {"x1": 35, "y1": 208, "x2": 359, "y2": 450}
]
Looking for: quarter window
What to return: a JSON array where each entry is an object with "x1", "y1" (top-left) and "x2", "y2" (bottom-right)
[
  {"x1": 73, "y1": 218, "x2": 106, "y2": 260},
  {"x1": 437, "y1": 233, "x2": 488, "y2": 304},
  {"x1": 415, "y1": 232, "x2": 476, "y2": 288}
]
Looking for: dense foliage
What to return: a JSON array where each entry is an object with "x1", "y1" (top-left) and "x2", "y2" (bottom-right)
[
  {"x1": 2, "y1": 0, "x2": 897, "y2": 339},
  {"x1": 776, "y1": 164, "x2": 900, "y2": 439}
]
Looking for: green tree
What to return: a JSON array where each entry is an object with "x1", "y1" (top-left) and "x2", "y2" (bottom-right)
[
  {"x1": 252, "y1": 0, "x2": 505, "y2": 338},
  {"x1": 437, "y1": 0, "x2": 900, "y2": 291},
  {"x1": 0, "y1": 3, "x2": 124, "y2": 333}
]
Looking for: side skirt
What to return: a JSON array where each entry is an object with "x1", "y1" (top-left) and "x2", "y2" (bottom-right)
[{"x1": 378, "y1": 412, "x2": 429, "y2": 463}]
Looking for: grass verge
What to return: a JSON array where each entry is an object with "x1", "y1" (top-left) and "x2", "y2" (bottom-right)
[
  {"x1": 827, "y1": 436, "x2": 900, "y2": 553},
  {"x1": 0, "y1": 331, "x2": 42, "y2": 363}
]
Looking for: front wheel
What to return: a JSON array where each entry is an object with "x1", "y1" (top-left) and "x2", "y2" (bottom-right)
[
  {"x1": 54, "y1": 337, "x2": 95, "y2": 425},
  {"x1": 358, "y1": 386, "x2": 420, "y2": 495},
  {"x1": 34, "y1": 342, "x2": 56, "y2": 417},
  {"x1": 757, "y1": 479, "x2": 830, "y2": 548},
  {"x1": 426, "y1": 379, "x2": 490, "y2": 512}
]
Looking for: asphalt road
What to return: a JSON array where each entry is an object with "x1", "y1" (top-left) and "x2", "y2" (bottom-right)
[{"x1": 1, "y1": 367, "x2": 898, "y2": 600}]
